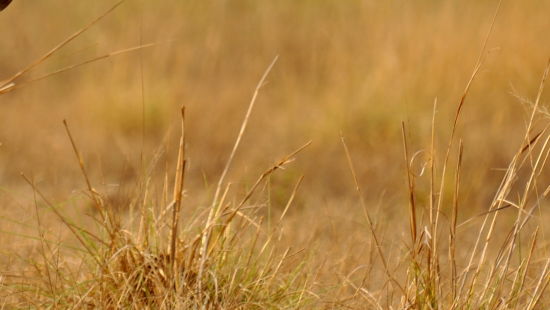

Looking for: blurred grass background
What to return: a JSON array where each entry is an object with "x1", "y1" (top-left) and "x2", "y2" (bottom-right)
[{"x1": 1, "y1": 0, "x2": 550, "y2": 304}]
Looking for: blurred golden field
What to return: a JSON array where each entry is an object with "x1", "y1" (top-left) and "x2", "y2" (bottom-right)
[{"x1": 1, "y1": 0, "x2": 550, "y2": 308}]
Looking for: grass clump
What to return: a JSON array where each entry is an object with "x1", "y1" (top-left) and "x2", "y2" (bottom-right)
[{"x1": 6, "y1": 110, "x2": 310, "y2": 309}]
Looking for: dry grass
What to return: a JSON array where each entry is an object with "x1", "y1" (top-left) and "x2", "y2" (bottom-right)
[{"x1": 1, "y1": 0, "x2": 550, "y2": 308}]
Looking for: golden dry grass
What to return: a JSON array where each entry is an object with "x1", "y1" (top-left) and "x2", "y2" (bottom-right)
[{"x1": 1, "y1": 0, "x2": 550, "y2": 308}]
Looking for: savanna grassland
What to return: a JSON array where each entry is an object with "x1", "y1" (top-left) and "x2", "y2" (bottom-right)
[{"x1": 1, "y1": 0, "x2": 550, "y2": 308}]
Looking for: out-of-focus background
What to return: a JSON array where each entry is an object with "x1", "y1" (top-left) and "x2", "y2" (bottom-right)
[{"x1": 1, "y1": 0, "x2": 549, "y2": 305}]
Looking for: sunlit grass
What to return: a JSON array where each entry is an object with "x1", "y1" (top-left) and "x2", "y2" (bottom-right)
[{"x1": 1, "y1": 0, "x2": 550, "y2": 308}]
